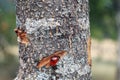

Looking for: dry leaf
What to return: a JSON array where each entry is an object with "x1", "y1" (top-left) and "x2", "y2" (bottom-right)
[
  {"x1": 14, "y1": 28, "x2": 29, "y2": 45},
  {"x1": 37, "y1": 50, "x2": 67, "y2": 69}
]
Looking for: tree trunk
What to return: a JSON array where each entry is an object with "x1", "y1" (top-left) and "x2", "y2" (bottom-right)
[
  {"x1": 15, "y1": 0, "x2": 91, "y2": 80},
  {"x1": 114, "y1": 0, "x2": 120, "y2": 80}
]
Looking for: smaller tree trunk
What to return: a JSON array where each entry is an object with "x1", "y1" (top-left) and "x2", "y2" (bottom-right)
[{"x1": 114, "y1": 0, "x2": 120, "y2": 80}]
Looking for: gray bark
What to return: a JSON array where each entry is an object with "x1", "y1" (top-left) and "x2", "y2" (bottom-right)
[{"x1": 15, "y1": 0, "x2": 91, "y2": 80}]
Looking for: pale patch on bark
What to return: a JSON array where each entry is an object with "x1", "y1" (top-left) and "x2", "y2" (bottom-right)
[
  {"x1": 36, "y1": 72, "x2": 50, "y2": 80},
  {"x1": 77, "y1": 17, "x2": 89, "y2": 29},
  {"x1": 25, "y1": 18, "x2": 61, "y2": 34},
  {"x1": 56, "y1": 55, "x2": 91, "y2": 76},
  {"x1": 56, "y1": 55, "x2": 81, "y2": 75},
  {"x1": 16, "y1": 16, "x2": 22, "y2": 28}
]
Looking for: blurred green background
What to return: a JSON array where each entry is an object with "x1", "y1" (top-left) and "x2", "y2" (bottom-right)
[{"x1": 0, "y1": 0, "x2": 118, "y2": 80}]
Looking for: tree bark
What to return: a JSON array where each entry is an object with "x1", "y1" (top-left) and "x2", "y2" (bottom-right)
[{"x1": 15, "y1": 0, "x2": 91, "y2": 80}]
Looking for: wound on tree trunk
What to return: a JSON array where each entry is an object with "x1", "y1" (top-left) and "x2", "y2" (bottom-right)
[{"x1": 15, "y1": 0, "x2": 91, "y2": 80}]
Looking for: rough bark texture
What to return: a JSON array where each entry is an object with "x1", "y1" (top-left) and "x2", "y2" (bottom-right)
[{"x1": 15, "y1": 0, "x2": 91, "y2": 80}]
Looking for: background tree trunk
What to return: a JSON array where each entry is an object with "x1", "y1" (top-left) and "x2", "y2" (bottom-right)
[
  {"x1": 114, "y1": 0, "x2": 120, "y2": 80},
  {"x1": 15, "y1": 0, "x2": 91, "y2": 80}
]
